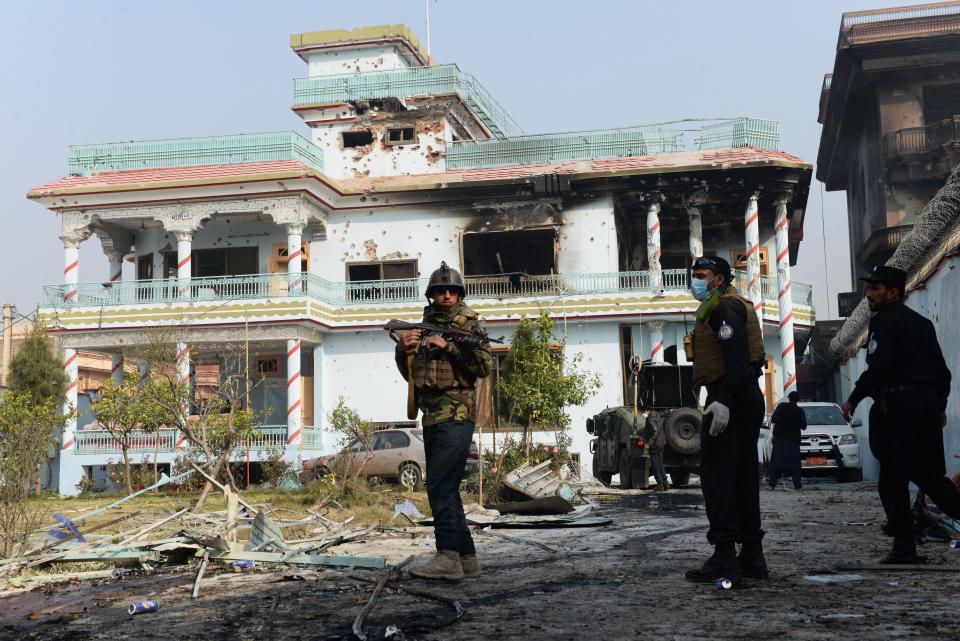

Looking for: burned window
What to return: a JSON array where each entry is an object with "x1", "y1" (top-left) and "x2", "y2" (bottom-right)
[
  {"x1": 342, "y1": 130, "x2": 374, "y2": 148},
  {"x1": 346, "y1": 260, "x2": 417, "y2": 281},
  {"x1": 385, "y1": 127, "x2": 416, "y2": 146},
  {"x1": 346, "y1": 260, "x2": 419, "y2": 302},
  {"x1": 462, "y1": 229, "x2": 556, "y2": 276},
  {"x1": 923, "y1": 83, "x2": 960, "y2": 125}
]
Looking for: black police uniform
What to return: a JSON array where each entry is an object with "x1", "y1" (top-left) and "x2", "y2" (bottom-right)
[
  {"x1": 700, "y1": 296, "x2": 766, "y2": 549},
  {"x1": 847, "y1": 298, "x2": 960, "y2": 556}
]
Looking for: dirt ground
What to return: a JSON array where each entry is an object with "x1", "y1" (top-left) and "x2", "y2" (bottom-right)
[{"x1": 3, "y1": 480, "x2": 960, "y2": 641}]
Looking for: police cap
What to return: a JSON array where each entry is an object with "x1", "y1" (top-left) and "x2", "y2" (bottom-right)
[{"x1": 860, "y1": 265, "x2": 907, "y2": 294}]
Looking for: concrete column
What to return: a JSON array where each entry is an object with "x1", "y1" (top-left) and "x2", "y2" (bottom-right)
[
  {"x1": 110, "y1": 354, "x2": 124, "y2": 386},
  {"x1": 649, "y1": 321, "x2": 665, "y2": 364},
  {"x1": 286, "y1": 225, "x2": 304, "y2": 295},
  {"x1": 774, "y1": 197, "x2": 797, "y2": 398},
  {"x1": 687, "y1": 194, "x2": 706, "y2": 263},
  {"x1": 313, "y1": 343, "x2": 328, "y2": 453},
  {"x1": 646, "y1": 202, "x2": 662, "y2": 294},
  {"x1": 286, "y1": 339, "x2": 303, "y2": 462},
  {"x1": 63, "y1": 239, "x2": 80, "y2": 304},
  {"x1": 175, "y1": 231, "x2": 192, "y2": 300},
  {"x1": 58, "y1": 347, "x2": 82, "y2": 495},
  {"x1": 743, "y1": 195, "x2": 764, "y2": 336},
  {"x1": 108, "y1": 259, "x2": 123, "y2": 284},
  {"x1": 175, "y1": 342, "x2": 190, "y2": 449}
]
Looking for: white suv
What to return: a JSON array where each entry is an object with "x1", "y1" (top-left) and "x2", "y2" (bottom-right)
[{"x1": 759, "y1": 402, "x2": 863, "y2": 482}]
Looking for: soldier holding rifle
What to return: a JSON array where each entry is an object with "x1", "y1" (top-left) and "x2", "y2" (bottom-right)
[{"x1": 389, "y1": 261, "x2": 493, "y2": 581}]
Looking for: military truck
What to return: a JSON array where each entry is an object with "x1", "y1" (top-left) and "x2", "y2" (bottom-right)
[{"x1": 587, "y1": 363, "x2": 702, "y2": 489}]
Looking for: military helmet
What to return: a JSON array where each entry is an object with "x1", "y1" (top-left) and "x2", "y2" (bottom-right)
[{"x1": 425, "y1": 261, "x2": 465, "y2": 299}]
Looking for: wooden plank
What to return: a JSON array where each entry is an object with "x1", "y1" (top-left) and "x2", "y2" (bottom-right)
[
  {"x1": 53, "y1": 551, "x2": 160, "y2": 562},
  {"x1": 207, "y1": 549, "x2": 386, "y2": 569}
]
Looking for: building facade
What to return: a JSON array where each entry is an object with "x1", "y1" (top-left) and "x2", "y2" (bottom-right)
[{"x1": 30, "y1": 25, "x2": 814, "y2": 494}]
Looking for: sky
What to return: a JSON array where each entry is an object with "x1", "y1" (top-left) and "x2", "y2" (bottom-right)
[{"x1": 0, "y1": 0, "x2": 916, "y2": 318}]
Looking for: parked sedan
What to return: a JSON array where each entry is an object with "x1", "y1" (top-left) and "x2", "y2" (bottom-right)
[{"x1": 300, "y1": 427, "x2": 479, "y2": 489}]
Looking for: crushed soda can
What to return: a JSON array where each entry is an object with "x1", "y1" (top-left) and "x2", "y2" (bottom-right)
[
  {"x1": 231, "y1": 560, "x2": 255, "y2": 569},
  {"x1": 112, "y1": 568, "x2": 132, "y2": 578},
  {"x1": 715, "y1": 578, "x2": 733, "y2": 590},
  {"x1": 128, "y1": 600, "x2": 159, "y2": 615},
  {"x1": 949, "y1": 539, "x2": 960, "y2": 548}
]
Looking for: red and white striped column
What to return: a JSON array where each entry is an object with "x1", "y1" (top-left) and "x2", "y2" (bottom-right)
[
  {"x1": 175, "y1": 231, "x2": 192, "y2": 300},
  {"x1": 743, "y1": 195, "x2": 764, "y2": 337},
  {"x1": 774, "y1": 198, "x2": 797, "y2": 397},
  {"x1": 62, "y1": 348, "x2": 79, "y2": 450},
  {"x1": 175, "y1": 342, "x2": 190, "y2": 448},
  {"x1": 110, "y1": 355, "x2": 124, "y2": 385},
  {"x1": 286, "y1": 339, "x2": 302, "y2": 453},
  {"x1": 646, "y1": 202, "x2": 662, "y2": 294},
  {"x1": 649, "y1": 321, "x2": 665, "y2": 364},
  {"x1": 63, "y1": 239, "x2": 80, "y2": 304},
  {"x1": 108, "y1": 259, "x2": 123, "y2": 285},
  {"x1": 286, "y1": 225, "x2": 304, "y2": 295}
]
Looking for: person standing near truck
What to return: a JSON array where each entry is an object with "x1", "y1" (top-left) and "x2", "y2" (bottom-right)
[
  {"x1": 841, "y1": 265, "x2": 960, "y2": 564},
  {"x1": 685, "y1": 256, "x2": 768, "y2": 583},
  {"x1": 395, "y1": 262, "x2": 492, "y2": 580},
  {"x1": 766, "y1": 392, "x2": 806, "y2": 490},
  {"x1": 644, "y1": 410, "x2": 669, "y2": 491}
]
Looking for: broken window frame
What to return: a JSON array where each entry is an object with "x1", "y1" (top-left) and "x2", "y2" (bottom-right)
[
  {"x1": 345, "y1": 259, "x2": 419, "y2": 302},
  {"x1": 342, "y1": 129, "x2": 374, "y2": 148},
  {"x1": 384, "y1": 127, "x2": 416, "y2": 146}
]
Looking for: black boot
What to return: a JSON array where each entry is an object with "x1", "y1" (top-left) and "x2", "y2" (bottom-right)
[
  {"x1": 684, "y1": 543, "x2": 741, "y2": 583},
  {"x1": 880, "y1": 539, "x2": 927, "y2": 565},
  {"x1": 738, "y1": 540, "x2": 770, "y2": 579}
]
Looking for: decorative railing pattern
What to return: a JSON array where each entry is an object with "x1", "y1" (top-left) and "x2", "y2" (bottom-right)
[
  {"x1": 884, "y1": 116, "x2": 960, "y2": 157},
  {"x1": 68, "y1": 132, "x2": 325, "y2": 176},
  {"x1": 840, "y1": 2, "x2": 960, "y2": 46},
  {"x1": 293, "y1": 65, "x2": 521, "y2": 138},
  {"x1": 74, "y1": 426, "x2": 328, "y2": 455},
  {"x1": 446, "y1": 118, "x2": 780, "y2": 170},
  {"x1": 44, "y1": 269, "x2": 814, "y2": 310}
]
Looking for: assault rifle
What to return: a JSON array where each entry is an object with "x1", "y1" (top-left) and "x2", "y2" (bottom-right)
[{"x1": 384, "y1": 319, "x2": 503, "y2": 420}]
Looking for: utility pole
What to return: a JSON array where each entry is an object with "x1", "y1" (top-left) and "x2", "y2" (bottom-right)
[
  {"x1": 425, "y1": 0, "x2": 431, "y2": 60},
  {"x1": 2, "y1": 304, "x2": 13, "y2": 387}
]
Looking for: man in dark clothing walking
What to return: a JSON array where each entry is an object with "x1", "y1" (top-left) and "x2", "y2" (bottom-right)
[
  {"x1": 644, "y1": 410, "x2": 668, "y2": 491},
  {"x1": 767, "y1": 392, "x2": 806, "y2": 490},
  {"x1": 684, "y1": 256, "x2": 768, "y2": 583},
  {"x1": 394, "y1": 262, "x2": 492, "y2": 580},
  {"x1": 841, "y1": 265, "x2": 960, "y2": 564}
]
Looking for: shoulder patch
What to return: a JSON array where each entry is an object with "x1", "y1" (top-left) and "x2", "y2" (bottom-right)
[
  {"x1": 868, "y1": 333, "x2": 878, "y2": 354},
  {"x1": 719, "y1": 321, "x2": 734, "y2": 341}
]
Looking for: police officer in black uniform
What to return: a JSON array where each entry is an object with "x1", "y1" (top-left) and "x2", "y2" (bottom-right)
[
  {"x1": 685, "y1": 256, "x2": 768, "y2": 583},
  {"x1": 841, "y1": 265, "x2": 960, "y2": 564}
]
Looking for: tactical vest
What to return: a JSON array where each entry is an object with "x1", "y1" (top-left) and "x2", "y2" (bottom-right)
[
  {"x1": 691, "y1": 291, "x2": 765, "y2": 387},
  {"x1": 412, "y1": 306, "x2": 478, "y2": 391}
]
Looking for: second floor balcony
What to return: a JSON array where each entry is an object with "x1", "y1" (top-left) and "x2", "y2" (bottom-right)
[
  {"x1": 884, "y1": 116, "x2": 960, "y2": 158},
  {"x1": 42, "y1": 269, "x2": 814, "y2": 327}
]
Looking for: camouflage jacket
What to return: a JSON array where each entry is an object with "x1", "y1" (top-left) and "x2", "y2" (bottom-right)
[{"x1": 394, "y1": 302, "x2": 492, "y2": 426}]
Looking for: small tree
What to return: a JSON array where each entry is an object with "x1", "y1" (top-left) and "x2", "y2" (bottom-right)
[
  {"x1": 497, "y1": 312, "x2": 601, "y2": 455},
  {"x1": 0, "y1": 392, "x2": 68, "y2": 558},
  {"x1": 90, "y1": 378, "x2": 160, "y2": 494},
  {"x1": 328, "y1": 396, "x2": 374, "y2": 481},
  {"x1": 6, "y1": 320, "x2": 68, "y2": 495}
]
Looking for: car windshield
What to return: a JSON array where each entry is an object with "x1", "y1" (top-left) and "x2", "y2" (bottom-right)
[
  {"x1": 803, "y1": 406, "x2": 846, "y2": 425},
  {"x1": 410, "y1": 430, "x2": 424, "y2": 442}
]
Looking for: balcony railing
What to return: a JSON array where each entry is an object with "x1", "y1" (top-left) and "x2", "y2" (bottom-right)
[
  {"x1": 44, "y1": 269, "x2": 814, "y2": 310},
  {"x1": 884, "y1": 116, "x2": 960, "y2": 157},
  {"x1": 840, "y1": 2, "x2": 960, "y2": 47},
  {"x1": 445, "y1": 118, "x2": 780, "y2": 170},
  {"x1": 293, "y1": 65, "x2": 521, "y2": 138},
  {"x1": 860, "y1": 224, "x2": 914, "y2": 270},
  {"x1": 68, "y1": 131, "x2": 325, "y2": 176},
  {"x1": 74, "y1": 426, "x2": 327, "y2": 455}
]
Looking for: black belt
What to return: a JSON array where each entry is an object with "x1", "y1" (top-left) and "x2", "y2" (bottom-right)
[{"x1": 882, "y1": 384, "x2": 932, "y2": 394}]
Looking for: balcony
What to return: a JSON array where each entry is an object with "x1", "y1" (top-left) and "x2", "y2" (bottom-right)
[
  {"x1": 74, "y1": 426, "x2": 330, "y2": 456},
  {"x1": 840, "y1": 2, "x2": 960, "y2": 47},
  {"x1": 884, "y1": 116, "x2": 960, "y2": 158},
  {"x1": 43, "y1": 269, "x2": 814, "y2": 311},
  {"x1": 68, "y1": 131, "x2": 325, "y2": 176},
  {"x1": 445, "y1": 118, "x2": 780, "y2": 170},
  {"x1": 293, "y1": 65, "x2": 521, "y2": 138},
  {"x1": 860, "y1": 224, "x2": 914, "y2": 271}
]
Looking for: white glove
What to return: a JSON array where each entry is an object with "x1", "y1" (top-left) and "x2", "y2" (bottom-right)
[{"x1": 704, "y1": 401, "x2": 730, "y2": 436}]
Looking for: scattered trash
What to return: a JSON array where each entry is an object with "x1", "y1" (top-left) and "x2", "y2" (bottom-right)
[
  {"x1": 888, "y1": 581, "x2": 900, "y2": 587},
  {"x1": 489, "y1": 496, "x2": 573, "y2": 516},
  {"x1": 111, "y1": 568, "x2": 133, "y2": 578},
  {"x1": 231, "y1": 560, "x2": 255, "y2": 569},
  {"x1": 715, "y1": 578, "x2": 733, "y2": 589},
  {"x1": 47, "y1": 513, "x2": 85, "y2": 544},
  {"x1": 804, "y1": 574, "x2": 864, "y2": 583},
  {"x1": 949, "y1": 539, "x2": 960, "y2": 548},
  {"x1": 503, "y1": 460, "x2": 575, "y2": 501},
  {"x1": 128, "y1": 600, "x2": 160, "y2": 615},
  {"x1": 393, "y1": 499, "x2": 423, "y2": 520}
]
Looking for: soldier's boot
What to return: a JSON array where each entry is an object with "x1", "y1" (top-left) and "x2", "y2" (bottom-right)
[
  {"x1": 684, "y1": 542, "x2": 742, "y2": 583},
  {"x1": 408, "y1": 550, "x2": 465, "y2": 581},
  {"x1": 460, "y1": 554, "x2": 481, "y2": 578},
  {"x1": 656, "y1": 482, "x2": 669, "y2": 492},
  {"x1": 738, "y1": 540, "x2": 770, "y2": 579},
  {"x1": 881, "y1": 539, "x2": 927, "y2": 565}
]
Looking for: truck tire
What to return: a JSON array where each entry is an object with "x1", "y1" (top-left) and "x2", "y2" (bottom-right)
[
  {"x1": 670, "y1": 472, "x2": 691, "y2": 487},
  {"x1": 592, "y1": 456, "x2": 612, "y2": 487},
  {"x1": 618, "y1": 449, "x2": 632, "y2": 490},
  {"x1": 664, "y1": 408, "x2": 702, "y2": 455}
]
